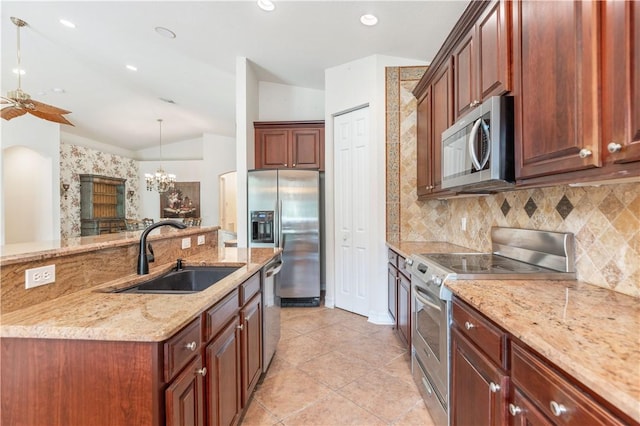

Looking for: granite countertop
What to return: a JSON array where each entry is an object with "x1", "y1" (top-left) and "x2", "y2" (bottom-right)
[
  {"x1": 388, "y1": 240, "x2": 639, "y2": 423},
  {"x1": 447, "y1": 279, "x2": 640, "y2": 423},
  {"x1": 0, "y1": 246, "x2": 280, "y2": 343}
]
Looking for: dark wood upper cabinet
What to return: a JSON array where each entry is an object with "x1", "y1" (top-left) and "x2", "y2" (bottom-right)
[
  {"x1": 432, "y1": 60, "x2": 454, "y2": 192},
  {"x1": 255, "y1": 121, "x2": 325, "y2": 171},
  {"x1": 513, "y1": 0, "x2": 601, "y2": 180},
  {"x1": 416, "y1": 86, "x2": 434, "y2": 198},
  {"x1": 602, "y1": 0, "x2": 640, "y2": 165},
  {"x1": 454, "y1": 0, "x2": 511, "y2": 120}
]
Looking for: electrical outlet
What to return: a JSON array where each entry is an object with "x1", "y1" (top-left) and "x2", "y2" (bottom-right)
[
  {"x1": 461, "y1": 217, "x2": 467, "y2": 231},
  {"x1": 197, "y1": 235, "x2": 205, "y2": 245},
  {"x1": 182, "y1": 237, "x2": 191, "y2": 249},
  {"x1": 25, "y1": 265, "x2": 56, "y2": 289}
]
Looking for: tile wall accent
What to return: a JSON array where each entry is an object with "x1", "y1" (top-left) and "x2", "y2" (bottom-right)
[
  {"x1": 60, "y1": 143, "x2": 140, "y2": 239},
  {"x1": 385, "y1": 67, "x2": 640, "y2": 298}
]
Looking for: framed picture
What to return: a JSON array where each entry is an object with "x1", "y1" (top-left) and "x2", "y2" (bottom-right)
[{"x1": 160, "y1": 182, "x2": 200, "y2": 219}]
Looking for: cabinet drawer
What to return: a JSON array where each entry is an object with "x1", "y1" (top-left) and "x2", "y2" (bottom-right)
[
  {"x1": 511, "y1": 342, "x2": 626, "y2": 425},
  {"x1": 164, "y1": 318, "x2": 201, "y2": 382},
  {"x1": 452, "y1": 298, "x2": 507, "y2": 368},
  {"x1": 240, "y1": 272, "x2": 261, "y2": 305},
  {"x1": 398, "y1": 255, "x2": 411, "y2": 278},
  {"x1": 387, "y1": 249, "x2": 398, "y2": 267},
  {"x1": 203, "y1": 288, "x2": 240, "y2": 342}
]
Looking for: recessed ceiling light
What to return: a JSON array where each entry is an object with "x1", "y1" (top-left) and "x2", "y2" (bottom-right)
[
  {"x1": 52, "y1": 88, "x2": 65, "y2": 93},
  {"x1": 59, "y1": 19, "x2": 76, "y2": 28},
  {"x1": 159, "y1": 97, "x2": 176, "y2": 104},
  {"x1": 155, "y1": 26, "x2": 176, "y2": 39},
  {"x1": 12, "y1": 68, "x2": 25, "y2": 75},
  {"x1": 360, "y1": 14, "x2": 378, "y2": 26},
  {"x1": 126, "y1": 64, "x2": 138, "y2": 72},
  {"x1": 257, "y1": 0, "x2": 275, "y2": 12}
]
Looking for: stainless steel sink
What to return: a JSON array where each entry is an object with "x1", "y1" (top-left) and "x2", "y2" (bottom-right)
[{"x1": 114, "y1": 266, "x2": 240, "y2": 294}]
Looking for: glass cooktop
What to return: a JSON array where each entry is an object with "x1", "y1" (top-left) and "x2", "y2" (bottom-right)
[{"x1": 423, "y1": 253, "x2": 545, "y2": 274}]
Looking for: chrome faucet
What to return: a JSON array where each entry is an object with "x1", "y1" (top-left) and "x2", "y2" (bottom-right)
[{"x1": 137, "y1": 220, "x2": 187, "y2": 274}]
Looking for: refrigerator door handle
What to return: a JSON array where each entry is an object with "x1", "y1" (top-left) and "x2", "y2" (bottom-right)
[
  {"x1": 278, "y1": 199, "x2": 284, "y2": 249},
  {"x1": 274, "y1": 201, "x2": 279, "y2": 248}
]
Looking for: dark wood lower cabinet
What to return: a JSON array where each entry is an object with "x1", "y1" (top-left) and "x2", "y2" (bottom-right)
[
  {"x1": 206, "y1": 317, "x2": 242, "y2": 426},
  {"x1": 509, "y1": 388, "x2": 553, "y2": 426},
  {"x1": 166, "y1": 356, "x2": 205, "y2": 426},
  {"x1": 241, "y1": 294, "x2": 262, "y2": 406},
  {"x1": 397, "y1": 273, "x2": 411, "y2": 348},
  {"x1": 451, "y1": 327, "x2": 508, "y2": 426}
]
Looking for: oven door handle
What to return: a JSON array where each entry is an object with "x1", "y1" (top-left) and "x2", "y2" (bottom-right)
[{"x1": 414, "y1": 286, "x2": 442, "y2": 312}]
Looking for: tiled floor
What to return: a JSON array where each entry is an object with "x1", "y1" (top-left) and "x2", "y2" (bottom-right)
[{"x1": 240, "y1": 305, "x2": 437, "y2": 426}]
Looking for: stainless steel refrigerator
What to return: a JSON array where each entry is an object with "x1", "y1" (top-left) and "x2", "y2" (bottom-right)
[{"x1": 248, "y1": 169, "x2": 321, "y2": 306}]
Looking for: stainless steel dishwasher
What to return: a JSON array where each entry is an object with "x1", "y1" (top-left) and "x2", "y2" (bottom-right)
[{"x1": 262, "y1": 255, "x2": 282, "y2": 372}]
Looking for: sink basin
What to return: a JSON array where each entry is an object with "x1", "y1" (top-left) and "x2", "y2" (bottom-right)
[{"x1": 114, "y1": 266, "x2": 240, "y2": 294}]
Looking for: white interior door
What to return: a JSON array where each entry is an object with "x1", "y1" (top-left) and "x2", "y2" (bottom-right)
[{"x1": 334, "y1": 106, "x2": 370, "y2": 316}]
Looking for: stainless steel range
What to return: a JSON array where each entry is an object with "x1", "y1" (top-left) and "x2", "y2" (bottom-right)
[{"x1": 409, "y1": 227, "x2": 576, "y2": 426}]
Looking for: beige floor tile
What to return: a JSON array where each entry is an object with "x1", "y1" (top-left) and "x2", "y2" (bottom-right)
[
  {"x1": 282, "y1": 392, "x2": 387, "y2": 426},
  {"x1": 276, "y1": 334, "x2": 336, "y2": 365},
  {"x1": 382, "y1": 353, "x2": 415, "y2": 386},
  {"x1": 296, "y1": 350, "x2": 372, "y2": 390},
  {"x1": 337, "y1": 368, "x2": 423, "y2": 423},
  {"x1": 335, "y1": 334, "x2": 407, "y2": 368},
  {"x1": 241, "y1": 398, "x2": 280, "y2": 426},
  {"x1": 304, "y1": 324, "x2": 369, "y2": 347},
  {"x1": 392, "y1": 400, "x2": 438, "y2": 426},
  {"x1": 253, "y1": 367, "x2": 332, "y2": 420}
]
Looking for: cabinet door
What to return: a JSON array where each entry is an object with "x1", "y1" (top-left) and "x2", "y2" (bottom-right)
[
  {"x1": 397, "y1": 272, "x2": 411, "y2": 349},
  {"x1": 602, "y1": 0, "x2": 640, "y2": 165},
  {"x1": 477, "y1": 0, "x2": 511, "y2": 100},
  {"x1": 387, "y1": 264, "x2": 397, "y2": 324},
  {"x1": 241, "y1": 294, "x2": 262, "y2": 406},
  {"x1": 256, "y1": 129, "x2": 289, "y2": 169},
  {"x1": 206, "y1": 317, "x2": 241, "y2": 426},
  {"x1": 454, "y1": 29, "x2": 476, "y2": 119},
  {"x1": 514, "y1": 0, "x2": 600, "y2": 179},
  {"x1": 431, "y1": 60, "x2": 454, "y2": 191},
  {"x1": 416, "y1": 87, "x2": 434, "y2": 197},
  {"x1": 509, "y1": 388, "x2": 553, "y2": 426},
  {"x1": 451, "y1": 328, "x2": 508, "y2": 426},
  {"x1": 291, "y1": 128, "x2": 322, "y2": 169},
  {"x1": 166, "y1": 356, "x2": 205, "y2": 426}
]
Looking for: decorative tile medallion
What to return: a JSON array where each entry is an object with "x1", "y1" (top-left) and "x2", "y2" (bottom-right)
[
  {"x1": 555, "y1": 195, "x2": 574, "y2": 219},
  {"x1": 500, "y1": 199, "x2": 511, "y2": 217},
  {"x1": 524, "y1": 197, "x2": 538, "y2": 218}
]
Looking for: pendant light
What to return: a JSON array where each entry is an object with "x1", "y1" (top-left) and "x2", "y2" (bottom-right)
[{"x1": 145, "y1": 119, "x2": 176, "y2": 193}]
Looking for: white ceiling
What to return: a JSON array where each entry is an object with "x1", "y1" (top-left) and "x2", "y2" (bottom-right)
[{"x1": 1, "y1": 1, "x2": 469, "y2": 151}]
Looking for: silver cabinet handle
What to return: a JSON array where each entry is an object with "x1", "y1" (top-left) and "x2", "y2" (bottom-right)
[
  {"x1": 195, "y1": 367, "x2": 207, "y2": 376},
  {"x1": 489, "y1": 382, "x2": 501, "y2": 393},
  {"x1": 237, "y1": 324, "x2": 244, "y2": 330},
  {"x1": 549, "y1": 400, "x2": 567, "y2": 416},
  {"x1": 421, "y1": 377, "x2": 433, "y2": 395},
  {"x1": 509, "y1": 403, "x2": 522, "y2": 416},
  {"x1": 608, "y1": 142, "x2": 622, "y2": 153},
  {"x1": 184, "y1": 341, "x2": 197, "y2": 351},
  {"x1": 464, "y1": 321, "x2": 475, "y2": 330},
  {"x1": 579, "y1": 148, "x2": 592, "y2": 158}
]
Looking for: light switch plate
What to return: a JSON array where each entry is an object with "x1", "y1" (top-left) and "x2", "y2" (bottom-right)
[
  {"x1": 182, "y1": 237, "x2": 191, "y2": 249},
  {"x1": 197, "y1": 235, "x2": 205, "y2": 245},
  {"x1": 25, "y1": 265, "x2": 56, "y2": 289}
]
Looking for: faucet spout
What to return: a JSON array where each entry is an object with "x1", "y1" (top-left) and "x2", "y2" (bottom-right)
[{"x1": 137, "y1": 220, "x2": 188, "y2": 274}]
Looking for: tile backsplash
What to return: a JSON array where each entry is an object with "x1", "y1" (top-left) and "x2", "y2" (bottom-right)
[{"x1": 386, "y1": 67, "x2": 640, "y2": 298}]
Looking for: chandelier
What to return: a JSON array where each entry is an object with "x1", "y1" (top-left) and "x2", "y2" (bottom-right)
[{"x1": 145, "y1": 118, "x2": 176, "y2": 193}]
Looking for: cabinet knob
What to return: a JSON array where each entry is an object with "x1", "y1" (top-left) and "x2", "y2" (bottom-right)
[
  {"x1": 195, "y1": 367, "x2": 207, "y2": 377},
  {"x1": 578, "y1": 148, "x2": 592, "y2": 158},
  {"x1": 405, "y1": 258, "x2": 414, "y2": 266},
  {"x1": 237, "y1": 324, "x2": 244, "y2": 330},
  {"x1": 549, "y1": 401, "x2": 567, "y2": 417},
  {"x1": 292, "y1": 163, "x2": 296, "y2": 167},
  {"x1": 464, "y1": 321, "x2": 475, "y2": 330},
  {"x1": 509, "y1": 403, "x2": 522, "y2": 416},
  {"x1": 489, "y1": 382, "x2": 501, "y2": 393},
  {"x1": 283, "y1": 163, "x2": 288, "y2": 167},
  {"x1": 471, "y1": 100, "x2": 480, "y2": 107},
  {"x1": 607, "y1": 142, "x2": 622, "y2": 153},
  {"x1": 184, "y1": 341, "x2": 197, "y2": 351}
]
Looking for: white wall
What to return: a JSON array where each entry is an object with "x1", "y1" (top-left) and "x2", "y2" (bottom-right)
[
  {"x1": 138, "y1": 133, "x2": 235, "y2": 226},
  {"x1": 324, "y1": 55, "x2": 426, "y2": 322},
  {"x1": 258, "y1": 81, "x2": 325, "y2": 121},
  {"x1": 1, "y1": 115, "x2": 61, "y2": 244},
  {"x1": 235, "y1": 57, "x2": 260, "y2": 248},
  {"x1": 136, "y1": 136, "x2": 204, "y2": 161}
]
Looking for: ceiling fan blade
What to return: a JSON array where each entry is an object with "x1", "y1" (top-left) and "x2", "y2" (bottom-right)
[
  {"x1": 1, "y1": 106, "x2": 27, "y2": 121},
  {"x1": 27, "y1": 109, "x2": 74, "y2": 126},
  {"x1": 29, "y1": 99, "x2": 72, "y2": 115}
]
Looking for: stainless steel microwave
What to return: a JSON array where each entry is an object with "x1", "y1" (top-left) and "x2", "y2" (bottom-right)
[{"x1": 441, "y1": 96, "x2": 514, "y2": 193}]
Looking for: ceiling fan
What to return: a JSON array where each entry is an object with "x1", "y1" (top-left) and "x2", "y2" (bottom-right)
[{"x1": 1, "y1": 17, "x2": 74, "y2": 126}]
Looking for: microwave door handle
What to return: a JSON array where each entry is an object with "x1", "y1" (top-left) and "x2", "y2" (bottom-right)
[
  {"x1": 478, "y1": 120, "x2": 491, "y2": 168},
  {"x1": 468, "y1": 118, "x2": 484, "y2": 171}
]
